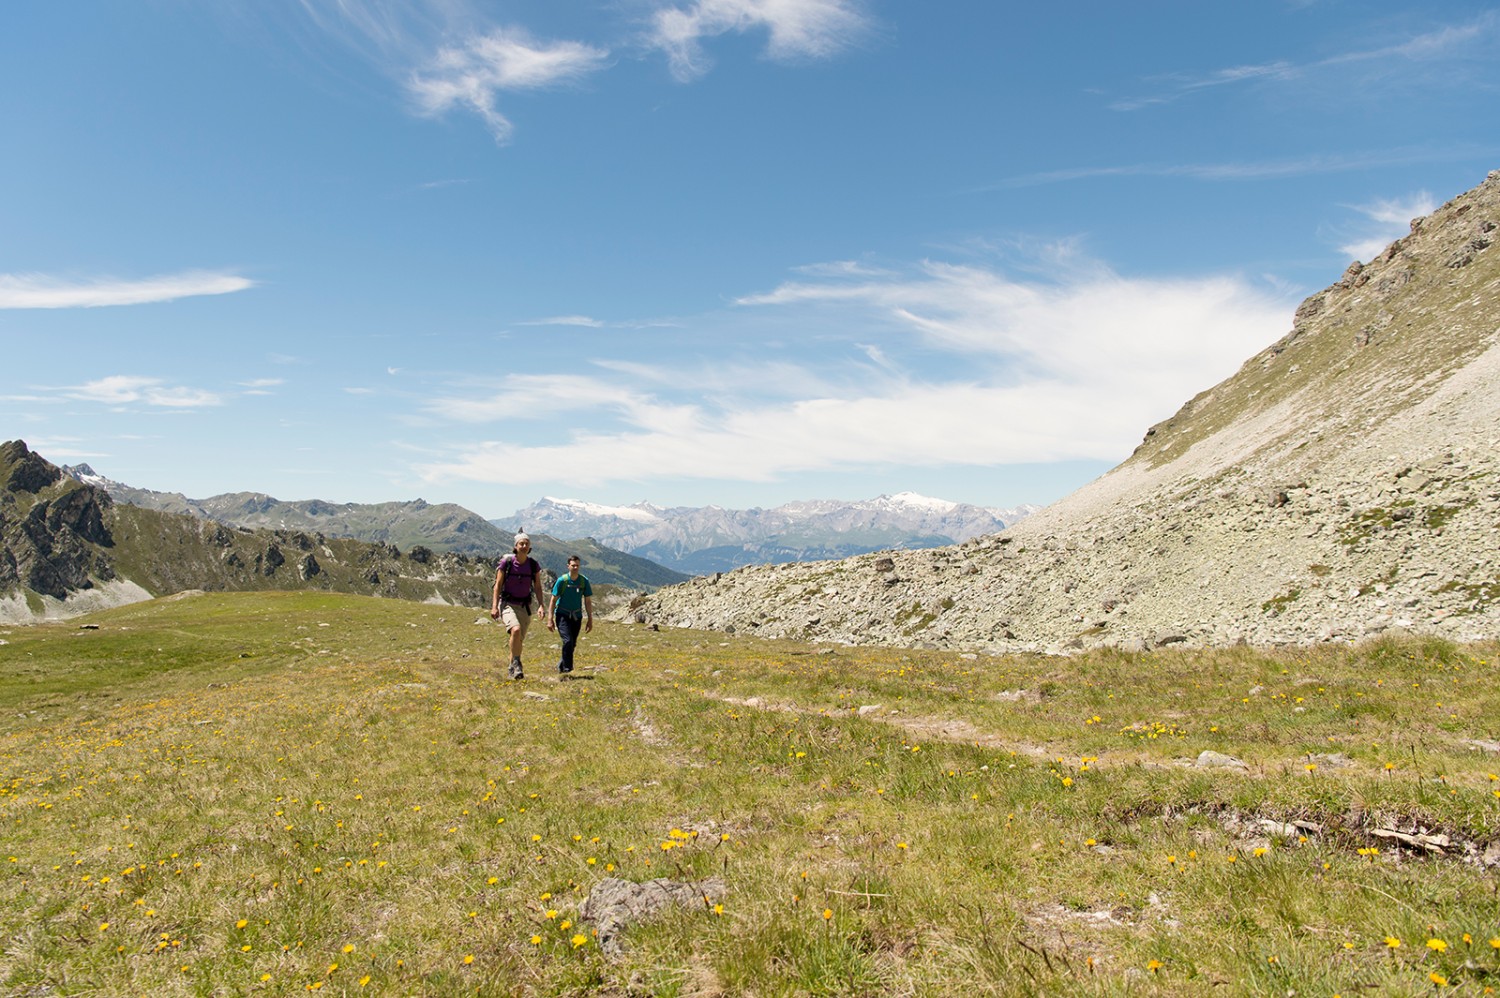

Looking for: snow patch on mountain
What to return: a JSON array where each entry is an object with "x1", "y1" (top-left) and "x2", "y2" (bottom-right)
[
  {"x1": 880, "y1": 492, "x2": 960, "y2": 513},
  {"x1": 540, "y1": 496, "x2": 663, "y2": 524}
]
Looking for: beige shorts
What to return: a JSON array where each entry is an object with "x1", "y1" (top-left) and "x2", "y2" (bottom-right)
[{"x1": 501, "y1": 602, "x2": 532, "y2": 637}]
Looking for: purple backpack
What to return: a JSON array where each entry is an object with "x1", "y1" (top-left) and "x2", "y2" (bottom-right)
[{"x1": 499, "y1": 554, "x2": 539, "y2": 605}]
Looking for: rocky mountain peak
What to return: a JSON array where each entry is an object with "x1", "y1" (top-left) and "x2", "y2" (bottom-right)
[{"x1": 3, "y1": 440, "x2": 64, "y2": 495}]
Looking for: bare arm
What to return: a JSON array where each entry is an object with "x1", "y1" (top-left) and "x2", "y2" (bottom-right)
[
  {"x1": 533, "y1": 566, "x2": 548, "y2": 614},
  {"x1": 490, "y1": 567, "x2": 503, "y2": 619},
  {"x1": 584, "y1": 595, "x2": 594, "y2": 632}
]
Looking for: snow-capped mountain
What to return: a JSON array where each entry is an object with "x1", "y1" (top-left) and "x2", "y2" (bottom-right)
[{"x1": 494, "y1": 493, "x2": 1038, "y2": 574}]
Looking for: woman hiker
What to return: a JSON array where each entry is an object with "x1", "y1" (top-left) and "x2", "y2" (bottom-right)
[{"x1": 491, "y1": 533, "x2": 548, "y2": 680}]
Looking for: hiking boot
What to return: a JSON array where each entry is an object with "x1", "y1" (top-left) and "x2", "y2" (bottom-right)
[
  {"x1": 508, "y1": 658, "x2": 524, "y2": 680},
  {"x1": 558, "y1": 663, "x2": 572, "y2": 675}
]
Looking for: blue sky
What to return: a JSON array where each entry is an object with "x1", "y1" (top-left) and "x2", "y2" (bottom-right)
[{"x1": 3, "y1": 1, "x2": 1496, "y2": 518}]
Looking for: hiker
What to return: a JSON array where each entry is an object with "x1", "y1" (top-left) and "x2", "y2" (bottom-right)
[
  {"x1": 546, "y1": 554, "x2": 594, "y2": 676},
  {"x1": 491, "y1": 533, "x2": 548, "y2": 680}
]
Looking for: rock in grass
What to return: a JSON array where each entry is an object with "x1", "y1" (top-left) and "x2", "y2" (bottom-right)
[
  {"x1": 581, "y1": 876, "x2": 727, "y2": 956},
  {"x1": 1195, "y1": 750, "x2": 1249, "y2": 770}
]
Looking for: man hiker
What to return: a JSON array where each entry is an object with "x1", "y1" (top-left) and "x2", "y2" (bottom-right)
[
  {"x1": 491, "y1": 533, "x2": 548, "y2": 680},
  {"x1": 546, "y1": 554, "x2": 593, "y2": 676}
]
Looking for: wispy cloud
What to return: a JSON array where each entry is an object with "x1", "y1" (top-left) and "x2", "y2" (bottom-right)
[
  {"x1": 408, "y1": 26, "x2": 609, "y2": 141},
  {"x1": 1110, "y1": 61, "x2": 1296, "y2": 112},
  {"x1": 418, "y1": 251, "x2": 1292, "y2": 489},
  {"x1": 1335, "y1": 191, "x2": 1438, "y2": 262},
  {"x1": 984, "y1": 146, "x2": 1489, "y2": 191},
  {"x1": 65, "y1": 376, "x2": 223, "y2": 409},
  {"x1": 239, "y1": 377, "x2": 284, "y2": 397},
  {"x1": 518, "y1": 315, "x2": 606, "y2": 328},
  {"x1": 283, "y1": 2, "x2": 607, "y2": 142},
  {"x1": 22, "y1": 439, "x2": 110, "y2": 461},
  {"x1": 793, "y1": 259, "x2": 896, "y2": 279},
  {"x1": 424, "y1": 373, "x2": 644, "y2": 423},
  {"x1": 1111, "y1": 12, "x2": 1499, "y2": 111},
  {"x1": 0, "y1": 271, "x2": 254, "y2": 309},
  {"x1": 649, "y1": 0, "x2": 872, "y2": 82}
]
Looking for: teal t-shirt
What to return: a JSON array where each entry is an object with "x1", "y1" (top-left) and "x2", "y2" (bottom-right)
[{"x1": 551, "y1": 574, "x2": 592, "y2": 614}]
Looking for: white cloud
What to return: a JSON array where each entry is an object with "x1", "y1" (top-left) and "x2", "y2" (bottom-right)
[
  {"x1": 1336, "y1": 192, "x2": 1437, "y2": 262},
  {"x1": 239, "y1": 378, "x2": 284, "y2": 396},
  {"x1": 65, "y1": 376, "x2": 223, "y2": 408},
  {"x1": 419, "y1": 380, "x2": 1182, "y2": 489},
  {"x1": 856, "y1": 342, "x2": 897, "y2": 373},
  {"x1": 418, "y1": 253, "x2": 1291, "y2": 489},
  {"x1": 0, "y1": 271, "x2": 254, "y2": 309},
  {"x1": 736, "y1": 259, "x2": 1278, "y2": 391},
  {"x1": 408, "y1": 27, "x2": 609, "y2": 141},
  {"x1": 793, "y1": 259, "x2": 896, "y2": 279},
  {"x1": 67, "y1": 376, "x2": 162, "y2": 404},
  {"x1": 650, "y1": 0, "x2": 870, "y2": 82},
  {"x1": 519, "y1": 315, "x2": 606, "y2": 328}
]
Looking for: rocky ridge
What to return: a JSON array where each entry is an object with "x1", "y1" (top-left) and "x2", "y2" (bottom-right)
[
  {"x1": 629, "y1": 171, "x2": 1500, "y2": 652},
  {"x1": 2, "y1": 442, "x2": 495, "y2": 624}
]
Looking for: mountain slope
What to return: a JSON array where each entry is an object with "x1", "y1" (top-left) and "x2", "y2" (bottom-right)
[
  {"x1": 631, "y1": 170, "x2": 1500, "y2": 651},
  {"x1": 3, "y1": 441, "x2": 495, "y2": 623},
  {"x1": 496, "y1": 493, "x2": 1038, "y2": 573},
  {"x1": 61, "y1": 466, "x2": 686, "y2": 591}
]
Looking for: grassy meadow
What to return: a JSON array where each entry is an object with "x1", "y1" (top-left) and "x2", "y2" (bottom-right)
[{"x1": 2, "y1": 591, "x2": 1498, "y2": 996}]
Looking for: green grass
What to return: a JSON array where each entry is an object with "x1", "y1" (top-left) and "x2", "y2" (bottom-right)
[{"x1": 2, "y1": 593, "x2": 1499, "y2": 995}]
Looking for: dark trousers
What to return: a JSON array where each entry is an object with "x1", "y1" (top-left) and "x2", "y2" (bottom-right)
[{"x1": 556, "y1": 612, "x2": 582, "y2": 671}]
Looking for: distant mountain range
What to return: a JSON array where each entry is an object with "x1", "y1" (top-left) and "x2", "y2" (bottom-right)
[
  {"x1": 60, "y1": 465, "x2": 686, "y2": 591},
  {"x1": 493, "y1": 493, "x2": 1039, "y2": 574}
]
